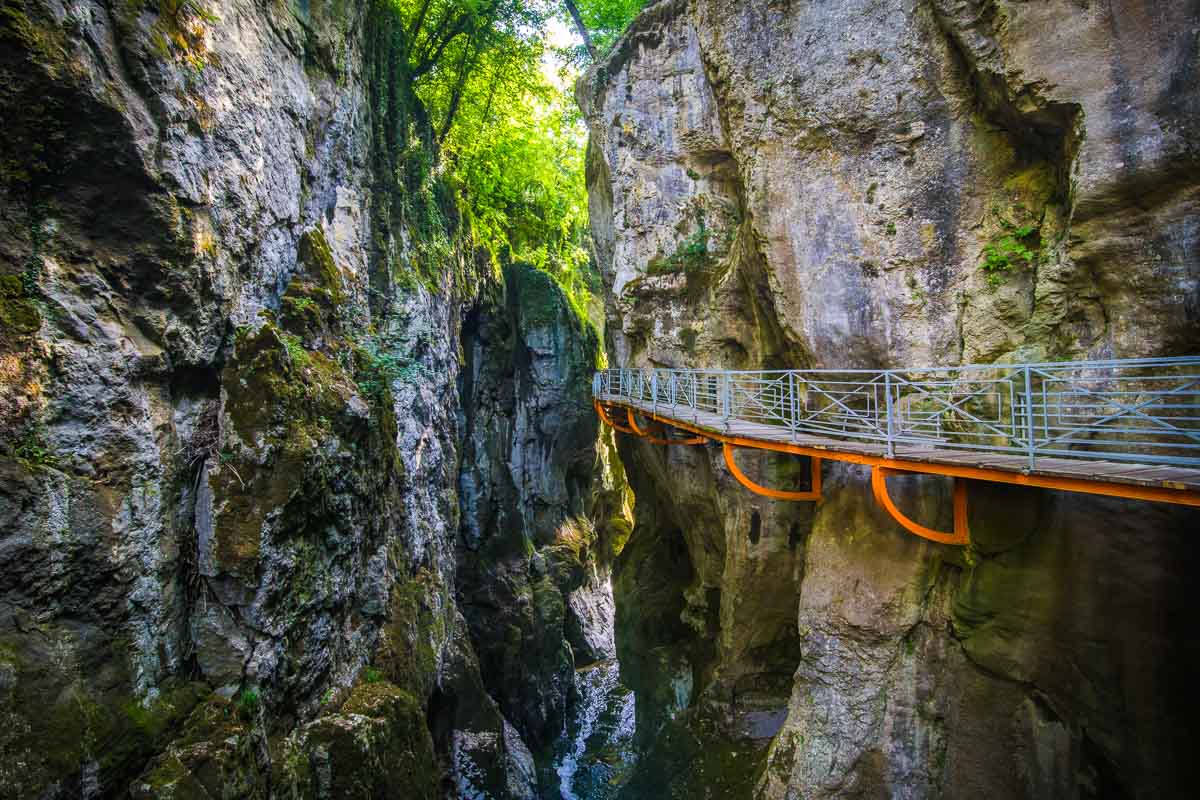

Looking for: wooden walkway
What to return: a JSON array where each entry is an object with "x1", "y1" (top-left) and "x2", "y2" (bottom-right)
[{"x1": 599, "y1": 394, "x2": 1200, "y2": 503}]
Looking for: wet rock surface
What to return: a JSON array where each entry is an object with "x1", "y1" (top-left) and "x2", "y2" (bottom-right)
[{"x1": 581, "y1": 1, "x2": 1200, "y2": 797}]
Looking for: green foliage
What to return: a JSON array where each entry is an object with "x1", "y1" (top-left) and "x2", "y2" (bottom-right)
[
  {"x1": 235, "y1": 688, "x2": 260, "y2": 720},
  {"x1": 289, "y1": 296, "x2": 316, "y2": 314},
  {"x1": 981, "y1": 211, "x2": 1040, "y2": 287},
  {"x1": 648, "y1": 215, "x2": 717, "y2": 282},
  {"x1": 356, "y1": 1, "x2": 602, "y2": 329},
  {"x1": 280, "y1": 332, "x2": 312, "y2": 369},
  {"x1": 10, "y1": 422, "x2": 57, "y2": 470},
  {"x1": 355, "y1": 333, "x2": 428, "y2": 399},
  {"x1": 22, "y1": 202, "x2": 49, "y2": 296},
  {"x1": 363, "y1": 667, "x2": 385, "y2": 684},
  {"x1": 560, "y1": 0, "x2": 647, "y2": 61}
]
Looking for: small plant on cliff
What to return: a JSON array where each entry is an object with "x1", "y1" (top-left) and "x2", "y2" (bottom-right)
[
  {"x1": 981, "y1": 211, "x2": 1040, "y2": 287},
  {"x1": 355, "y1": 334, "x2": 427, "y2": 399},
  {"x1": 649, "y1": 220, "x2": 712, "y2": 277},
  {"x1": 235, "y1": 688, "x2": 260, "y2": 721},
  {"x1": 11, "y1": 422, "x2": 57, "y2": 471},
  {"x1": 280, "y1": 332, "x2": 312, "y2": 370}
]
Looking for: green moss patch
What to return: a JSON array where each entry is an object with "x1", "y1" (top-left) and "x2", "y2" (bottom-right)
[
  {"x1": 296, "y1": 228, "x2": 345, "y2": 302},
  {"x1": 0, "y1": 635, "x2": 211, "y2": 799},
  {"x1": 278, "y1": 682, "x2": 438, "y2": 799},
  {"x1": 131, "y1": 694, "x2": 267, "y2": 800},
  {"x1": 0, "y1": 274, "x2": 41, "y2": 337},
  {"x1": 513, "y1": 258, "x2": 565, "y2": 329}
]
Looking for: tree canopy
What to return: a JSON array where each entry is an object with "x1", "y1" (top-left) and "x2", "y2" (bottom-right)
[{"x1": 367, "y1": 0, "x2": 645, "y2": 317}]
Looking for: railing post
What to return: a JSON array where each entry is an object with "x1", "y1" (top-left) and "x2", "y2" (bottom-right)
[
  {"x1": 669, "y1": 372, "x2": 676, "y2": 407},
  {"x1": 1023, "y1": 365, "x2": 1036, "y2": 470},
  {"x1": 721, "y1": 373, "x2": 730, "y2": 424},
  {"x1": 789, "y1": 371, "x2": 799, "y2": 443},
  {"x1": 884, "y1": 370, "x2": 895, "y2": 459},
  {"x1": 651, "y1": 371, "x2": 658, "y2": 414}
]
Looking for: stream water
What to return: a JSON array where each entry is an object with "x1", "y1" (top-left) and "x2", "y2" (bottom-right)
[{"x1": 541, "y1": 660, "x2": 637, "y2": 799}]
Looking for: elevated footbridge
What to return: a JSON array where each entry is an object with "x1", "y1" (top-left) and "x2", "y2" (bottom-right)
[{"x1": 593, "y1": 357, "x2": 1200, "y2": 545}]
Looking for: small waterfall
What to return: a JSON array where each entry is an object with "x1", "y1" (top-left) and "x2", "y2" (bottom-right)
[{"x1": 551, "y1": 660, "x2": 636, "y2": 800}]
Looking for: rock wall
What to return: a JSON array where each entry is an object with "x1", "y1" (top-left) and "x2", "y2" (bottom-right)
[
  {"x1": 580, "y1": 0, "x2": 1200, "y2": 797},
  {"x1": 0, "y1": 1, "x2": 618, "y2": 797}
]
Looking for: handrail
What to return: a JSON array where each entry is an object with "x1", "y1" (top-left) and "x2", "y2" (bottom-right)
[{"x1": 594, "y1": 357, "x2": 1200, "y2": 470}]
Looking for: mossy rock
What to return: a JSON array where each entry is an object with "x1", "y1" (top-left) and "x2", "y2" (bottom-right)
[
  {"x1": 371, "y1": 569, "x2": 445, "y2": 702},
  {"x1": 0, "y1": 632, "x2": 209, "y2": 800},
  {"x1": 296, "y1": 228, "x2": 345, "y2": 303},
  {"x1": 618, "y1": 710, "x2": 767, "y2": 798},
  {"x1": 0, "y1": 274, "x2": 41, "y2": 337},
  {"x1": 0, "y1": 2, "x2": 70, "y2": 78},
  {"x1": 512, "y1": 259, "x2": 564, "y2": 330},
  {"x1": 278, "y1": 682, "x2": 438, "y2": 799},
  {"x1": 130, "y1": 695, "x2": 267, "y2": 800},
  {"x1": 213, "y1": 320, "x2": 370, "y2": 579}
]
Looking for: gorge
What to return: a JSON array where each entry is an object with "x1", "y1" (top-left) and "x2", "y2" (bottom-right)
[{"x1": 1, "y1": 0, "x2": 1198, "y2": 798}]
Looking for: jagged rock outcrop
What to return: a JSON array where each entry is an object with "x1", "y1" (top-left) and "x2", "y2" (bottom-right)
[
  {"x1": 456, "y1": 259, "x2": 627, "y2": 753},
  {"x1": 0, "y1": 0, "x2": 620, "y2": 797},
  {"x1": 581, "y1": 0, "x2": 1200, "y2": 797}
]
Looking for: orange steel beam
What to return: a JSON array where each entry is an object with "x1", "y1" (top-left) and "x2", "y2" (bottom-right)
[
  {"x1": 871, "y1": 467, "x2": 970, "y2": 545},
  {"x1": 596, "y1": 400, "x2": 708, "y2": 444},
  {"x1": 596, "y1": 400, "x2": 1200, "y2": 508},
  {"x1": 723, "y1": 442, "x2": 822, "y2": 502},
  {"x1": 626, "y1": 408, "x2": 707, "y2": 445}
]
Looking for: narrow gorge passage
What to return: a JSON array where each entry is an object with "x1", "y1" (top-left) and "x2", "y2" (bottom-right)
[{"x1": 1, "y1": 1, "x2": 1198, "y2": 799}]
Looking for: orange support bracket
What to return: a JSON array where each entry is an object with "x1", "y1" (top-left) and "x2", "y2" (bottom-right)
[
  {"x1": 871, "y1": 466, "x2": 970, "y2": 546},
  {"x1": 595, "y1": 400, "x2": 638, "y2": 434},
  {"x1": 722, "y1": 443, "x2": 822, "y2": 502},
  {"x1": 626, "y1": 409, "x2": 707, "y2": 445}
]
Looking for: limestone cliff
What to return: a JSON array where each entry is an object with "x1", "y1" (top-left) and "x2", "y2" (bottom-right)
[
  {"x1": 0, "y1": 1, "x2": 618, "y2": 797},
  {"x1": 581, "y1": 0, "x2": 1200, "y2": 797}
]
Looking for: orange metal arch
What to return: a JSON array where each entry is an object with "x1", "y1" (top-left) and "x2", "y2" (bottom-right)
[
  {"x1": 722, "y1": 443, "x2": 822, "y2": 502},
  {"x1": 626, "y1": 409, "x2": 707, "y2": 446},
  {"x1": 871, "y1": 466, "x2": 970, "y2": 546}
]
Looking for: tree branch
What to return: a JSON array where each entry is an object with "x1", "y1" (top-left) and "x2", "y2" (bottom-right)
[{"x1": 562, "y1": 0, "x2": 597, "y2": 61}]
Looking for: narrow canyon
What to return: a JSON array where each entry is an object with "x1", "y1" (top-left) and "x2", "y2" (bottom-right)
[{"x1": 1, "y1": 1, "x2": 1197, "y2": 798}]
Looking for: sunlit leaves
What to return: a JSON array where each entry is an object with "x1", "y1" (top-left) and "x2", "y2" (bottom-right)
[{"x1": 372, "y1": 1, "x2": 598, "y2": 317}]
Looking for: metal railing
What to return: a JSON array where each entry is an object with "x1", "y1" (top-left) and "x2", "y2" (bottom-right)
[{"x1": 593, "y1": 357, "x2": 1200, "y2": 468}]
